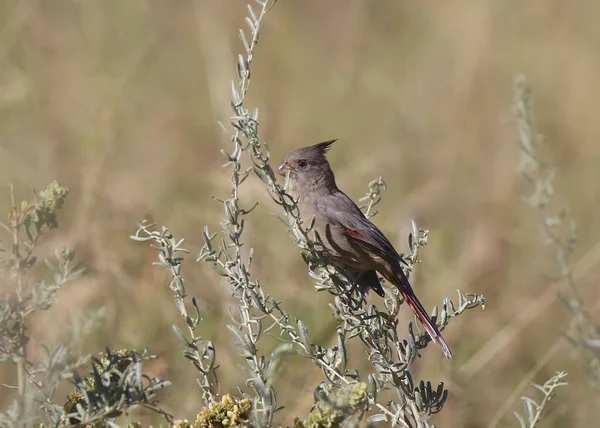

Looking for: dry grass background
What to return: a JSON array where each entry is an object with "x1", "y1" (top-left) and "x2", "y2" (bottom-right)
[{"x1": 1, "y1": 1, "x2": 600, "y2": 426}]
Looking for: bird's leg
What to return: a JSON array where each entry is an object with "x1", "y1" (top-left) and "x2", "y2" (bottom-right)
[
  {"x1": 314, "y1": 250, "x2": 331, "y2": 266},
  {"x1": 351, "y1": 271, "x2": 367, "y2": 293},
  {"x1": 334, "y1": 267, "x2": 363, "y2": 292},
  {"x1": 312, "y1": 251, "x2": 366, "y2": 308}
]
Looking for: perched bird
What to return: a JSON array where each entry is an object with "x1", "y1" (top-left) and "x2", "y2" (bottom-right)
[{"x1": 278, "y1": 140, "x2": 451, "y2": 358}]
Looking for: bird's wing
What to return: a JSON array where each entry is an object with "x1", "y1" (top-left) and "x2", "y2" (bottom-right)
[{"x1": 314, "y1": 191, "x2": 403, "y2": 262}]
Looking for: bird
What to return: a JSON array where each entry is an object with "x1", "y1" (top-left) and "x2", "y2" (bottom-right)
[{"x1": 277, "y1": 139, "x2": 452, "y2": 358}]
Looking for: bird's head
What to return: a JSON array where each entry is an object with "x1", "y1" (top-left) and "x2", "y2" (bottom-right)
[{"x1": 278, "y1": 139, "x2": 338, "y2": 192}]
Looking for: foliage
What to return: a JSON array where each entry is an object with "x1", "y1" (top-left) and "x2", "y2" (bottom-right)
[
  {"x1": 174, "y1": 0, "x2": 484, "y2": 426},
  {"x1": 173, "y1": 395, "x2": 253, "y2": 428},
  {"x1": 0, "y1": 183, "x2": 170, "y2": 427},
  {"x1": 131, "y1": 223, "x2": 219, "y2": 407},
  {"x1": 514, "y1": 372, "x2": 568, "y2": 428},
  {"x1": 516, "y1": 75, "x2": 600, "y2": 384},
  {"x1": 1, "y1": 2, "x2": 589, "y2": 428},
  {"x1": 292, "y1": 383, "x2": 369, "y2": 428},
  {"x1": 61, "y1": 348, "x2": 171, "y2": 427}
]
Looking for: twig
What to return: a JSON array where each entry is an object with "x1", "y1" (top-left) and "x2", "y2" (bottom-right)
[{"x1": 8, "y1": 183, "x2": 28, "y2": 428}]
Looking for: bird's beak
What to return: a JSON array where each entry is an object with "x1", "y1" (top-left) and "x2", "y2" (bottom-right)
[{"x1": 277, "y1": 161, "x2": 293, "y2": 176}]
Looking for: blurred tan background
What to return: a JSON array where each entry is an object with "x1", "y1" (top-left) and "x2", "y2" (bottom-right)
[{"x1": 1, "y1": 0, "x2": 600, "y2": 426}]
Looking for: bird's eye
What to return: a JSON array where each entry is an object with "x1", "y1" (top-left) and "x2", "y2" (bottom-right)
[{"x1": 297, "y1": 159, "x2": 307, "y2": 168}]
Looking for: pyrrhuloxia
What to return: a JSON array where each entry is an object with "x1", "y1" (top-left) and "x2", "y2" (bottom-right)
[{"x1": 278, "y1": 140, "x2": 451, "y2": 358}]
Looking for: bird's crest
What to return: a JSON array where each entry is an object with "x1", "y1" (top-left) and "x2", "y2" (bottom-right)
[
  {"x1": 313, "y1": 139, "x2": 336, "y2": 156},
  {"x1": 300, "y1": 139, "x2": 337, "y2": 158}
]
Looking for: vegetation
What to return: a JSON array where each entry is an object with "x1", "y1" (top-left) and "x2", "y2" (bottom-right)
[{"x1": 1, "y1": 1, "x2": 598, "y2": 427}]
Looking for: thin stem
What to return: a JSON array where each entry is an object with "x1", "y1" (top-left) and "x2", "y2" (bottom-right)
[
  {"x1": 407, "y1": 400, "x2": 423, "y2": 428},
  {"x1": 0, "y1": 220, "x2": 11, "y2": 233},
  {"x1": 133, "y1": 222, "x2": 218, "y2": 406},
  {"x1": 182, "y1": 300, "x2": 217, "y2": 405},
  {"x1": 218, "y1": 1, "x2": 278, "y2": 425},
  {"x1": 9, "y1": 184, "x2": 27, "y2": 428}
]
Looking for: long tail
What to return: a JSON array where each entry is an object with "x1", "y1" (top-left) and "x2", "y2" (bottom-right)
[{"x1": 393, "y1": 266, "x2": 452, "y2": 359}]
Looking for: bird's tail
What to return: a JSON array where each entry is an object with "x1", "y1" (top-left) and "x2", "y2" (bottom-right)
[{"x1": 393, "y1": 266, "x2": 452, "y2": 359}]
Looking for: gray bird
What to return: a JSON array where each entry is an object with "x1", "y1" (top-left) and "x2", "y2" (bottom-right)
[{"x1": 278, "y1": 139, "x2": 451, "y2": 358}]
